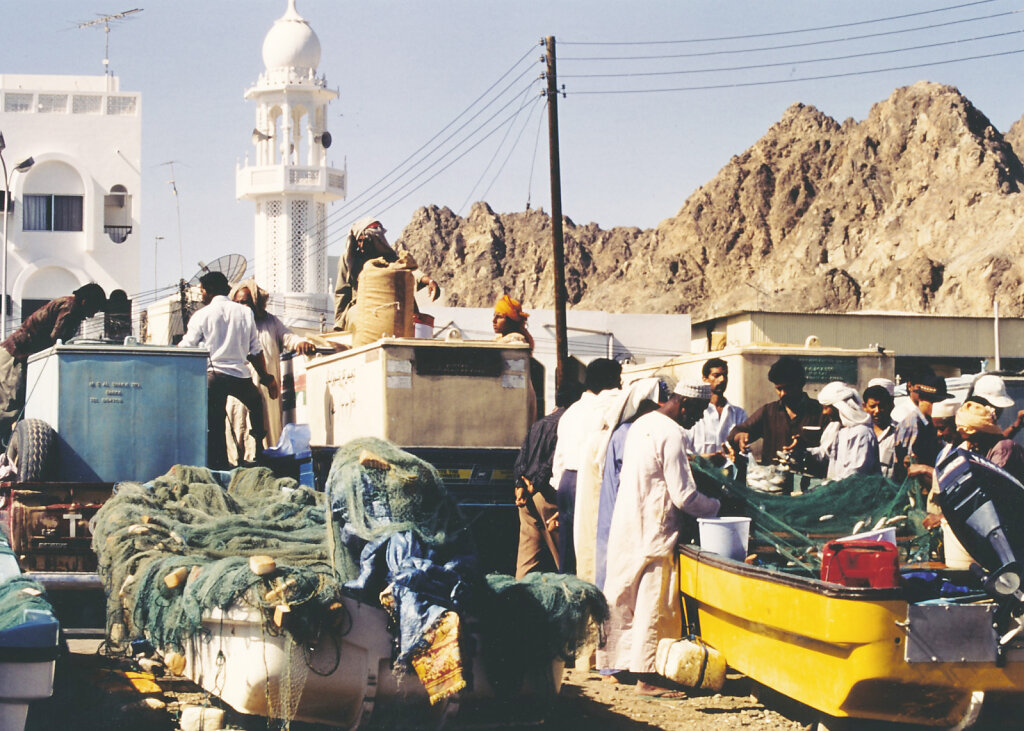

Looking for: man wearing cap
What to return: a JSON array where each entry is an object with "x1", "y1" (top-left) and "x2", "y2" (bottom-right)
[
  {"x1": 728, "y1": 355, "x2": 825, "y2": 465},
  {"x1": 333, "y1": 218, "x2": 439, "y2": 331},
  {"x1": 686, "y1": 358, "x2": 747, "y2": 461},
  {"x1": 969, "y1": 374, "x2": 1024, "y2": 440},
  {"x1": 896, "y1": 371, "x2": 948, "y2": 469},
  {"x1": 932, "y1": 398, "x2": 963, "y2": 447},
  {"x1": 864, "y1": 384, "x2": 900, "y2": 480},
  {"x1": 601, "y1": 381, "x2": 720, "y2": 697}
]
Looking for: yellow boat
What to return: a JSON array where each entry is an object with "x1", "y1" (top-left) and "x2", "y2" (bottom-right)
[{"x1": 678, "y1": 545, "x2": 1024, "y2": 727}]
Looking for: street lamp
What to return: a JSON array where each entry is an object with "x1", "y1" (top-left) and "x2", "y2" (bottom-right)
[{"x1": 0, "y1": 132, "x2": 35, "y2": 340}]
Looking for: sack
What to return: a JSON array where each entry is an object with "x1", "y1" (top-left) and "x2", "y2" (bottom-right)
[{"x1": 353, "y1": 257, "x2": 415, "y2": 347}]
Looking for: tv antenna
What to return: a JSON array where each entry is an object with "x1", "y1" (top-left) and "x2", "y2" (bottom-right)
[
  {"x1": 158, "y1": 160, "x2": 184, "y2": 280},
  {"x1": 188, "y1": 255, "x2": 249, "y2": 287},
  {"x1": 77, "y1": 8, "x2": 143, "y2": 76}
]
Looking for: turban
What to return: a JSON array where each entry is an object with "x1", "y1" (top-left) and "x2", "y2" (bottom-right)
[
  {"x1": 931, "y1": 398, "x2": 962, "y2": 420},
  {"x1": 955, "y1": 400, "x2": 1002, "y2": 436},
  {"x1": 867, "y1": 378, "x2": 895, "y2": 396},
  {"x1": 817, "y1": 381, "x2": 872, "y2": 427},
  {"x1": 494, "y1": 295, "x2": 528, "y2": 322},
  {"x1": 674, "y1": 381, "x2": 711, "y2": 400},
  {"x1": 351, "y1": 218, "x2": 386, "y2": 239}
]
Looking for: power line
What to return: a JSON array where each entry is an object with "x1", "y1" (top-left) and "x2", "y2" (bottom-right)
[
  {"x1": 458, "y1": 83, "x2": 538, "y2": 214},
  {"x1": 569, "y1": 47, "x2": 1024, "y2": 95},
  {"x1": 313, "y1": 95, "x2": 545, "y2": 259},
  {"x1": 477, "y1": 94, "x2": 544, "y2": 207},
  {"x1": 560, "y1": 10, "x2": 1020, "y2": 61},
  {"x1": 560, "y1": 0, "x2": 1000, "y2": 45},
  {"x1": 561, "y1": 29, "x2": 1024, "y2": 79},
  {"x1": 316, "y1": 44, "x2": 541, "y2": 236}
]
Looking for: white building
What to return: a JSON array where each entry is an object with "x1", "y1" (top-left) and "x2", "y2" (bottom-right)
[
  {"x1": 0, "y1": 73, "x2": 140, "y2": 330},
  {"x1": 237, "y1": 0, "x2": 345, "y2": 329}
]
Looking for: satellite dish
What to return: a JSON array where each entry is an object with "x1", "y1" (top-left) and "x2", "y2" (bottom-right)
[
  {"x1": 188, "y1": 254, "x2": 249, "y2": 286},
  {"x1": 315, "y1": 131, "x2": 332, "y2": 149}
]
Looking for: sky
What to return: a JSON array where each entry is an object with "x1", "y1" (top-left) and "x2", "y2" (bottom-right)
[{"x1": 4, "y1": 0, "x2": 1024, "y2": 302}]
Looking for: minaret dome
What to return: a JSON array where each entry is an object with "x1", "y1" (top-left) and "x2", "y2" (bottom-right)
[{"x1": 261, "y1": 0, "x2": 321, "y2": 72}]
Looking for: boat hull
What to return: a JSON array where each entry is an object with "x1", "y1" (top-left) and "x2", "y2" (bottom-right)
[
  {"x1": 678, "y1": 545, "x2": 1024, "y2": 726},
  {"x1": 182, "y1": 595, "x2": 563, "y2": 728}
]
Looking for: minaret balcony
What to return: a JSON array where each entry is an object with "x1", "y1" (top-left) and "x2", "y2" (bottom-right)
[{"x1": 236, "y1": 164, "x2": 346, "y2": 201}]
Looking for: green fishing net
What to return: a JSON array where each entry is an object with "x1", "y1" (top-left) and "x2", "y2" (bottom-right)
[
  {"x1": 92, "y1": 465, "x2": 344, "y2": 654},
  {"x1": 690, "y1": 457, "x2": 933, "y2": 573},
  {"x1": 93, "y1": 439, "x2": 609, "y2": 689},
  {"x1": 0, "y1": 576, "x2": 53, "y2": 632}
]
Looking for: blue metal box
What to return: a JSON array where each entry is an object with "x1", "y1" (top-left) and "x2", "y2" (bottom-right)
[{"x1": 25, "y1": 344, "x2": 208, "y2": 482}]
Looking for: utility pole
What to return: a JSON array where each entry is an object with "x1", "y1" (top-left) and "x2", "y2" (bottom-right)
[{"x1": 545, "y1": 36, "x2": 569, "y2": 392}]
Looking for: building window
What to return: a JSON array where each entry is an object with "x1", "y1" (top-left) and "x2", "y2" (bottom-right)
[
  {"x1": 72, "y1": 95, "x2": 102, "y2": 114},
  {"x1": 37, "y1": 94, "x2": 68, "y2": 113},
  {"x1": 106, "y1": 96, "x2": 137, "y2": 115},
  {"x1": 23, "y1": 195, "x2": 84, "y2": 232},
  {"x1": 4, "y1": 94, "x2": 32, "y2": 113}
]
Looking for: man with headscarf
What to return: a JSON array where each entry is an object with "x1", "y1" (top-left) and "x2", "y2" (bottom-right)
[
  {"x1": 492, "y1": 294, "x2": 538, "y2": 424},
  {"x1": 0, "y1": 283, "x2": 106, "y2": 442},
  {"x1": 812, "y1": 382, "x2": 879, "y2": 480},
  {"x1": 333, "y1": 218, "x2": 439, "y2": 331},
  {"x1": 957, "y1": 399, "x2": 1024, "y2": 484},
  {"x1": 226, "y1": 279, "x2": 316, "y2": 463},
  {"x1": 601, "y1": 381, "x2": 720, "y2": 697}
]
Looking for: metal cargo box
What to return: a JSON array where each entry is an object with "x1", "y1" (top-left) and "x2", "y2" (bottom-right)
[
  {"x1": 0, "y1": 482, "x2": 112, "y2": 572},
  {"x1": 25, "y1": 344, "x2": 208, "y2": 482},
  {"x1": 304, "y1": 338, "x2": 531, "y2": 448}
]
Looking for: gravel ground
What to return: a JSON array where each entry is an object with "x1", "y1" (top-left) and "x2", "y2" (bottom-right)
[{"x1": 22, "y1": 641, "x2": 1024, "y2": 730}]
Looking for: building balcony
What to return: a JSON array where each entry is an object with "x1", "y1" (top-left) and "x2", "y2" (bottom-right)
[{"x1": 236, "y1": 164, "x2": 346, "y2": 201}]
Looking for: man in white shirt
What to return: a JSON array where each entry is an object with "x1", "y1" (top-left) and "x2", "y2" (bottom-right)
[
  {"x1": 179, "y1": 271, "x2": 278, "y2": 470},
  {"x1": 686, "y1": 358, "x2": 747, "y2": 459}
]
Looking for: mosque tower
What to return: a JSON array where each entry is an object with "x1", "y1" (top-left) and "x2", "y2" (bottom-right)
[{"x1": 237, "y1": 0, "x2": 345, "y2": 326}]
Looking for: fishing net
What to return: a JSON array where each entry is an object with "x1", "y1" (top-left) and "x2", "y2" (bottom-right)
[
  {"x1": 0, "y1": 576, "x2": 53, "y2": 632},
  {"x1": 690, "y1": 457, "x2": 932, "y2": 573},
  {"x1": 92, "y1": 465, "x2": 344, "y2": 655},
  {"x1": 92, "y1": 439, "x2": 608, "y2": 710}
]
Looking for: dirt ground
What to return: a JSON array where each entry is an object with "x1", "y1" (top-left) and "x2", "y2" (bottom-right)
[{"x1": 22, "y1": 641, "x2": 1024, "y2": 731}]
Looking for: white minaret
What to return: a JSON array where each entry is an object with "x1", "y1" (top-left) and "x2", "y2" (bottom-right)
[{"x1": 237, "y1": 0, "x2": 345, "y2": 327}]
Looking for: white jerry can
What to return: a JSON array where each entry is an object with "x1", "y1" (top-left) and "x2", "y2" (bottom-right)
[{"x1": 655, "y1": 636, "x2": 727, "y2": 691}]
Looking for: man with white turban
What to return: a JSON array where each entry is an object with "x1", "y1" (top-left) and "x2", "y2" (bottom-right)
[
  {"x1": 333, "y1": 218, "x2": 439, "y2": 330},
  {"x1": 601, "y1": 381, "x2": 720, "y2": 697},
  {"x1": 813, "y1": 382, "x2": 879, "y2": 480}
]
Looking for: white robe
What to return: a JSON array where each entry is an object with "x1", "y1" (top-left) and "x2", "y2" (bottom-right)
[
  {"x1": 226, "y1": 313, "x2": 306, "y2": 463},
  {"x1": 685, "y1": 401, "x2": 748, "y2": 456},
  {"x1": 600, "y1": 411, "x2": 720, "y2": 674}
]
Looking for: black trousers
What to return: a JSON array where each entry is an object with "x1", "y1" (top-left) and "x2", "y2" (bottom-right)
[{"x1": 208, "y1": 371, "x2": 265, "y2": 470}]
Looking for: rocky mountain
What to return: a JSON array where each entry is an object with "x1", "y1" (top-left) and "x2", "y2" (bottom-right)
[{"x1": 396, "y1": 82, "x2": 1024, "y2": 319}]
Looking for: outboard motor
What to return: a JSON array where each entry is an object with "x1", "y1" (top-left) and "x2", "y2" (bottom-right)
[{"x1": 935, "y1": 445, "x2": 1024, "y2": 662}]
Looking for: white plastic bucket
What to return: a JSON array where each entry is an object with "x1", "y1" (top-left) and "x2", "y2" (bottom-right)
[
  {"x1": 942, "y1": 519, "x2": 973, "y2": 570},
  {"x1": 698, "y1": 517, "x2": 751, "y2": 561},
  {"x1": 836, "y1": 527, "x2": 897, "y2": 546}
]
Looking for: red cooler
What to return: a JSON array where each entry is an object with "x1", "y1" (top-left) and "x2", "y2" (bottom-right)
[{"x1": 821, "y1": 540, "x2": 899, "y2": 589}]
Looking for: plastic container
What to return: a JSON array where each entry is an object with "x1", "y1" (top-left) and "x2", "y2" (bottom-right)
[
  {"x1": 698, "y1": 517, "x2": 751, "y2": 561},
  {"x1": 821, "y1": 539, "x2": 899, "y2": 588},
  {"x1": 413, "y1": 312, "x2": 434, "y2": 339},
  {"x1": 942, "y1": 519, "x2": 974, "y2": 570},
  {"x1": 655, "y1": 637, "x2": 726, "y2": 691},
  {"x1": 836, "y1": 527, "x2": 897, "y2": 546}
]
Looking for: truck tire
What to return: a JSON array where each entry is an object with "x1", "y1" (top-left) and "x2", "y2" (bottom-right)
[{"x1": 7, "y1": 418, "x2": 55, "y2": 482}]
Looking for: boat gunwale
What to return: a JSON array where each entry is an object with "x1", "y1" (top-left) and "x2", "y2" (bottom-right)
[{"x1": 678, "y1": 544, "x2": 905, "y2": 602}]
